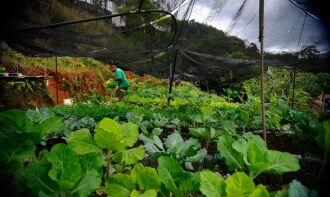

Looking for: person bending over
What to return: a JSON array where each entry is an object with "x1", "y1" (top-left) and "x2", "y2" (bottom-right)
[{"x1": 109, "y1": 63, "x2": 130, "y2": 101}]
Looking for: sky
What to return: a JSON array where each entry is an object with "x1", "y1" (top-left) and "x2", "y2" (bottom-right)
[{"x1": 177, "y1": 0, "x2": 330, "y2": 53}]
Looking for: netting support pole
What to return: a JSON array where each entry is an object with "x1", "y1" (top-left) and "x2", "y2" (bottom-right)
[
  {"x1": 137, "y1": 0, "x2": 144, "y2": 12},
  {"x1": 167, "y1": 49, "x2": 178, "y2": 106},
  {"x1": 55, "y1": 56, "x2": 59, "y2": 105},
  {"x1": 291, "y1": 70, "x2": 296, "y2": 109},
  {"x1": 259, "y1": 0, "x2": 267, "y2": 142},
  {"x1": 290, "y1": 13, "x2": 306, "y2": 109}
]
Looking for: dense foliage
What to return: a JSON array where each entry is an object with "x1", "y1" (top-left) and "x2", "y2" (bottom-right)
[{"x1": 1, "y1": 69, "x2": 329, "y2": 196}]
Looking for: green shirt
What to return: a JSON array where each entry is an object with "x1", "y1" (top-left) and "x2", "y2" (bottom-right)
[{"x1": 115, "y1": 68, "x2": 130, "y2": 89}]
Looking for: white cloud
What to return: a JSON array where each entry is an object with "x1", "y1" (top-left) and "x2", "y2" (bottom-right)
[{"x1": 184, "y1": 0, "x2": 330, "y2": 52}]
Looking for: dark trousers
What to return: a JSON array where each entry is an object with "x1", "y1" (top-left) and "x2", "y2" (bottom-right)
[{"x1": 115, "y1": 87, "x2": 128, "y2": 101}]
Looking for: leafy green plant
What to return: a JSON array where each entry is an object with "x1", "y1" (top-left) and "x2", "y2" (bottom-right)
[
  {"x1": 0, "y1": 66, "x2": 5, "y2": 73},
  {"x1": 93, "y1": 118, "x2": 145, "y2": 179},
  {"x1": 189, "y1": 127, "x2": 221, "y2": 148},
  {"x1": 105, "y1": 163, "x2": 161, "y2": 197},
  {"x1": 24, "y1": 144, "x2": 103, "y2": 196},
  {"x1": 140, "y1": 131, "x2": 207, "y2": 170},
  {"x1": 273, "y1": 179, "x2": 316, "y2": 197},
  {"x1": 217, "y1": 133, "x2": 300, "y2": 178},
  {"x1": 157, "y1": 156, "x2": 200, "y2": 197},
  {"x1": 200, "y1": 170, "x2": 317, "y2": 197}
]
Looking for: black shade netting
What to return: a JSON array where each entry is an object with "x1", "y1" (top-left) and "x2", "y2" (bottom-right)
[{"x1": 1, "y1": 8, "x2": 176, "y2": 67}]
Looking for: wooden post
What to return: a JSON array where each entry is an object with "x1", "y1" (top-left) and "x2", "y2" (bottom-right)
[
  {"x1": 291, "y1": 13, "x2": 306, "y2": 109},
  {"x1": 167, "y1": 49, "x2": 178, "y2": 106},
  {"x1": 259, "y1": 0, "x2": 267, "y2": 141},
  {"x1": 291, "y1": 70, "x2": 296, "y2": 109},
  {"x1": 55, "y1": 56, "x2": 59, "y2": 105}
]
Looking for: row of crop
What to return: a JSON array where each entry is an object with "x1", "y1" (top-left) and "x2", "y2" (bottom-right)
[
  {"x1": 0, "y1": 108, "x2": 317, "y2": 196},
  {"x1": 52, "y1": 95, "x2": 322, "y2": 151}
]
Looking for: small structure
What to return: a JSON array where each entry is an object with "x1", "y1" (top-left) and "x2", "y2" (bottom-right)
[{"x1": 313, "y1": 92, "x2": 330, "y2": 112}]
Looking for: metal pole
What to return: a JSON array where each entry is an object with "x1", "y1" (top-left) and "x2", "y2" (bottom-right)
[
  {"x1": 55, "y1": 56, "x2": 59, "y2": 105},
  {"x1": 167, "y1": 49, "x2": 178, "y2": 106},
  {"x1": 259, "y1": 0, "x2": 267, "y2": 141}
]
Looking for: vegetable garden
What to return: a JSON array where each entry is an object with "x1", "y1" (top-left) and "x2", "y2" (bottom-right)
[
  {"x1": 1, "y1": 0, "x2": 330, "y2": 196},
  {"x1": 1, "y1": 69, "x2": 330, "y2": 196}
]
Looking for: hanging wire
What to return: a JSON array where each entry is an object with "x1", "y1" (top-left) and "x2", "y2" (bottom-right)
[
  {"x1": 296, "y1": 12, "x2": 308, "y2": 52},
  {"x1": 205, "y1": 0, "x2": 228, "y2": 22},
  {"x1": 234, "y1": 11, "x2": 257, "y2": 36},
  {"x1": 174, "y1": 0, "x2": 196, "y2": 45},
  {"x1": 226, "y1": 0, "x2": 249, "y2": 33}
]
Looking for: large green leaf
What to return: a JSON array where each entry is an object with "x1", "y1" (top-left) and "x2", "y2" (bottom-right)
[
  {"x1": 105, "y1": 173, "x2": 135, "y2": 197},
  {"x1": 94, "y1": 118, "x2": 125, "y2": 151},
  {"x1": 325, "y1": 122, "x2": 330, "y2": 152},
  {"x1": 25, "y1": 107, "x2": 54, "y2": 123},
  {"x1": 152, "y1": 128, "x2": 163, "y2": 136},
  {"x1": 131, "y1": 163, "x2": 161, "y2": 191},
  {"x1": 247, "y1": 139, "x2": 268, "y2": 175},
  {"x1": 210, "y1": 128, "x2": 221, "y2": 140},
  {"x1": 200, "y1": 170, "x2": 225, "y2": 197},
  {"x1": 249, "y1": 185, "x2": 269, "y2": 197},
  {"x1": 157, "y1": 156, "x2": 186, "y2": 197},
  {"x1": 79, "y1": 153, "x2": 104, "y2": 174},
  {"x1": 121, "y1": 122, "x2": 139, "y2": 147},
  {"x1": 173, "y1": 138, "x2": 199, "y2": 160},
  {"x1": 130, "y1": 189, "x2": 157, "y2": 197},
  {"x1": 217, "y1": 135, "x2": 244, "y2": 171},
  {"x1": 144, "y1": 143, "x2": 161, "y2": 154},
  {"x1": 0, "y1": 109, "x2": 27, "y2": 133},
  {"x1": 153, "y1": 135, "x2": 164, "y2": 150},
  {"x1": 222, "y1": 120, "x2": 237, "y2": 135},
  {"x1": 25, "y1": 121, "x2": 44, "y2": 144},
  {"x1": 316, "y1": 121, "x2": 330, "y2": 152},
  {"x1": 232, "y1": 138, "x2": 249, "y2": 165},
  {"x1": 25, "y1": 157, "x2": 59, "y2": 195},
  {"x1": 244, "y1": 134, "x2": 267, "y2": 153},
  {"x1": 39, "y1": 117, "x2": 62, "y2": 136},
  {"x1": 106, "y1": 184, "x2": 131, "y2": 197},
  {"x1": 71, "y1": 169, "x2": 102, "y2": 197},
  {"x1": 138, "y1": 133, "x2": 153, "y2": 144},
  {"x1": 179, "y1": 171, "x2": 200, "y2": 194},
  {"x1": 47, "y1": 144, "x2": 82, "y2": 191},
  {"x1": 225, "y1": 172, "x2": 255, "y2": 197},
  {"x1": 0, "y1": 133, "x2": 35, "y2": 173},
  {"x1": 164, "y1": 132, "x2": 184, "y2": 152},
  {"x1": 265, "y1": 150, "x2": 300, "y2": 175},
  {"x1": 288, "y1": 180, "x2": 309, "y2": 197},
  {"x1": 189, "y1": 128, "x2": 210, "y2": 141},
  {"x1": 68, "y1": 129, "x2": 101, "y2": 155},
  {"x1": 113, "y1": 146, "x2": 145, "y2": 165},
  {"x1": 185, "y1": 148, "x2": 207, "y2": 163}
]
